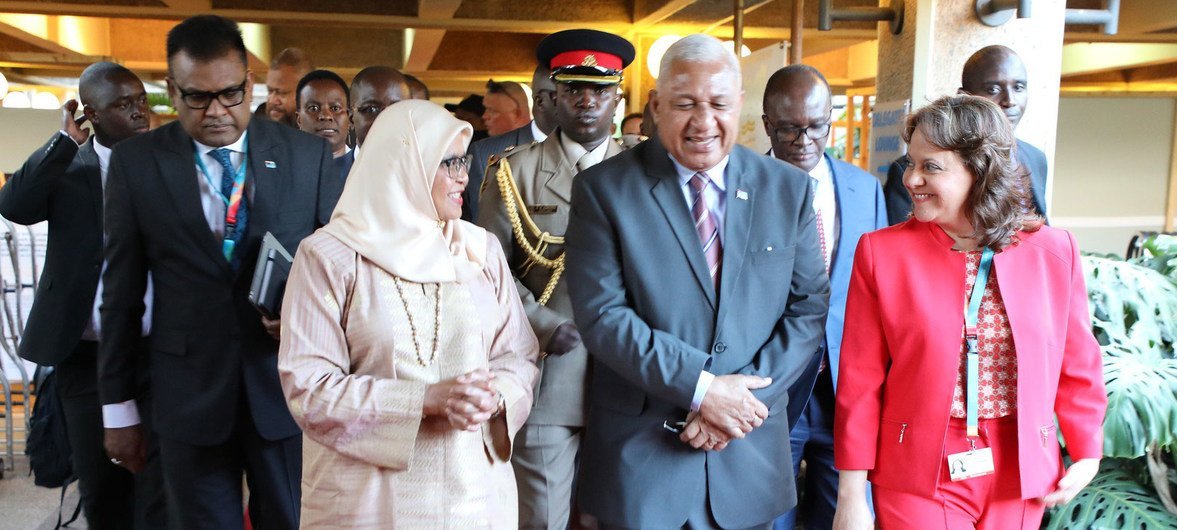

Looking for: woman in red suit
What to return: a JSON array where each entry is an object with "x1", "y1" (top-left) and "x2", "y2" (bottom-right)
[{"x1": 831, "y1": 95, "x2": 1106, "y2": 529}]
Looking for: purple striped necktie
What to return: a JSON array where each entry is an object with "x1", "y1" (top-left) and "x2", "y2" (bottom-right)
[{"x1": 690, "y1": 172, "x2": 722, "y2": 292}]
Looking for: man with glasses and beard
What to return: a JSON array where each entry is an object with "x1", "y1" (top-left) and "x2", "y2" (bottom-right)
[
  {"x1": 98, "y1": 15, "x2": 341, "y2": 529},
  {"x1": 476, "y1": 29, "x2": 632, "y2": 530}
]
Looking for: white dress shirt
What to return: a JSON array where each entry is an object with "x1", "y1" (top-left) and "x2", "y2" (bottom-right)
[
  {"x1": 667, "y1": 153, "x2": 731, "y2": 411},
  {"x1": 809, "y1": 155, "x2": 838, "y2": 267},
  {"x1": 530, "y1": 120, "x2": 548, "y2": 143}
]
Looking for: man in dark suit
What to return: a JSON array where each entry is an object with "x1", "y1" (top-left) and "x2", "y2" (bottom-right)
[
  {"x1": 99, "y1": 15, "x2": 340, "y2": 529},
  {"x1": 463, "y1": 66, "x2": 558, "y2": 221},
  {"x1": 762, "y1": 65, "x2": 889, "y2": 530},
  {"x1": 884, "y1": 45, "x2": 1048, "y2": 224},
  {"x1": 0, "y1": 62, "x2": 164, "y2": 529},
  {"x1": 565, "y1": 34, "x2": 829, "y2": 530},
  {"x1": 296, "y1": 69, "x2": 354, "y2": 182}
]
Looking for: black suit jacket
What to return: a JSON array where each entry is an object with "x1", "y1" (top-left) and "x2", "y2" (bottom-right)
[
  {"x1": 99, "y1": 119, "x2": 341, "y2": 445},
  {"x1": 0, "y1": 134, "x2": 103, "y2": 366},
  {"x1": 884, "y1": 138, "x2": 1049, "y2": 225},
  {"x1": 462, "y1": 122, "x2": 536, "y2": 221}
]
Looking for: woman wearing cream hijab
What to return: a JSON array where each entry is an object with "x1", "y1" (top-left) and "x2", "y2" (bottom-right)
[{"x1": 278, "y1": 100, "x2": 540, "y2": 528}]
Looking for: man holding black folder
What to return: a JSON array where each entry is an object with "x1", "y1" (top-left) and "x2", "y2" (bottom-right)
[{"x1": 99, "y1": 15, "x2": 341, "y2": 529}]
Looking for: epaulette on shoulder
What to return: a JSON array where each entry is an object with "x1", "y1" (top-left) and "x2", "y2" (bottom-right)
[{"x1": 487, "y1": 140, "x2": 541, "y2": 166}]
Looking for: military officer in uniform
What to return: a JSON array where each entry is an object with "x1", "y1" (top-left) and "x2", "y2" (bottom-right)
[{"x1": 476, "y1": 29, "x2": 634, "y2": 530}]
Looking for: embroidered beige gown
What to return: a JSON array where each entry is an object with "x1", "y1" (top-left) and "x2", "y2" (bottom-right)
[{"x1": 279, "y1": 230, "x2": 540, "y2": 529}]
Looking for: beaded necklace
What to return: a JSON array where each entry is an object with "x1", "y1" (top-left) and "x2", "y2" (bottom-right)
[{"x1": 392, "y1": 277, "x2": 443, "y2": 367}]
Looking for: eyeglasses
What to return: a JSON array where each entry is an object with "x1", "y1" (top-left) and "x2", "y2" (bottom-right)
[
  {"x1": 440, "y1": 154, "x2": 473, "y2": 179},
  {"x1": 764, "y1": 115, "x2": 832, "y2": 144},
  {"x1": 172, "y1": 79, "x2": 248, "y2": 110}
]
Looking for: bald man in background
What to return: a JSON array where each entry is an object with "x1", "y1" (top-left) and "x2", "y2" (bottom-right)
[
  {"x1": 883, "y1": 45, "x2": 1048, "y2": 224},
  {"x1": 265, "y1": 48, "x2": 314, "y2": 127},
  {"x1": 0, "y1": 62, "x2": 164, "y2": 529},
  {"x1": 349, "y1": 66, "x2": 411, "y2": 152},
  {"x1": 761, "y1": 64, "x2": 887, "y2": 530}
]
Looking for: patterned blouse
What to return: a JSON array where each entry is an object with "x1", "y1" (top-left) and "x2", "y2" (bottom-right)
[{"x1": 950, "y1": 251, "x2": 1018, "y2": 419}]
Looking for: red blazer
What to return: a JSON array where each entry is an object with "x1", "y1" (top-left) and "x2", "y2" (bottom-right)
[{"x1": 834, "y1": 220, "x2": 1106, "y2": 499}]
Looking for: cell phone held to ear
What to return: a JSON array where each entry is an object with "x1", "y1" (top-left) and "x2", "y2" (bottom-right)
[{"x1": 248, "y1": 232, "x2": 294, "y2": 319}]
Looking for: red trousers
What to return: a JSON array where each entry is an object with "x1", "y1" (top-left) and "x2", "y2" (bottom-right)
[{"x1": 873, "y1": 415, "x2": 1046, "y2": 529}]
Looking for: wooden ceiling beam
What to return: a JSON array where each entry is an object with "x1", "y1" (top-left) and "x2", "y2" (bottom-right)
[
  {"x1": 635, "y1": 0, "x2": 697, "y2": 26},
  {"x1": 0, "y1": 20, "x2": 92, "y2": 59}
]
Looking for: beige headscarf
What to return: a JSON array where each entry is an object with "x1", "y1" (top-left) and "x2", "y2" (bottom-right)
[{"x1": 322, "y1": 100, "x2": 487, "y2": 283}]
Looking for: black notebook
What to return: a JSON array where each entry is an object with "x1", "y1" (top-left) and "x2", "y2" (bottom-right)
[{"x1": 248, "y1": 232, "x2": 294, "y2": 319}]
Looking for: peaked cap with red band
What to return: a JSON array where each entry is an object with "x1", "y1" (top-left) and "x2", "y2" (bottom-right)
[{"x1": 536, "y1": 29, "x2": 635, "y2": 85}]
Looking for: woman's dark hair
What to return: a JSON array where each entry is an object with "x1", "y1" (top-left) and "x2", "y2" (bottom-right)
[{"x1": 902, "y1": 95, "x2": 1042, "y2": 250}]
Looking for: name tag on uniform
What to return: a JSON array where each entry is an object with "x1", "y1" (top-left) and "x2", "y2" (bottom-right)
[
  {"x1": 947, "y1": 447, "x2": 995, "y2": 481},
  {"x1": 528, "y1": 205, "x2": 558, "y2": 215}
]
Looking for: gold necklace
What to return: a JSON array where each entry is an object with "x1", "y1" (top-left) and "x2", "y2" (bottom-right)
[{"x1": 392, "y1": 277, "x2": 443, "y2": 367}]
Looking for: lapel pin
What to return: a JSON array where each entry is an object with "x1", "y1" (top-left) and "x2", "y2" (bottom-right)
[
  {"x1": 736, "y1": 189, "x2": 748, "y2": 201},
  {"x1": 264, "y1": 160, "x2": 277, "y2": 169}
]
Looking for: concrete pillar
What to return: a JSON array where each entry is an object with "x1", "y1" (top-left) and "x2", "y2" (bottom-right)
[{"x1": 875, "y1": 0, "x2": 1066, "y2": 210}]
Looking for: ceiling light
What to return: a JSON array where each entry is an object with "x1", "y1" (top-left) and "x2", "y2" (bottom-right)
[{"x1": 647, "y1": 35, "x2": 682, "y2": 80}]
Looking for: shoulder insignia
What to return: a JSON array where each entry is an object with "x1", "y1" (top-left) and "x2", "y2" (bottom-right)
[{"x1": 504, "y1": 145, "x2": 515, "y2": 152}]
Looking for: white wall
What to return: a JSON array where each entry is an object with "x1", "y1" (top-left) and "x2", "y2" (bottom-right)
[
  {"x1": 0, "y1": 108, "x2": 62, "y2": 175},
  {"x1": 1052, "y1": 96, "x2": 1175, "y2": 256}
]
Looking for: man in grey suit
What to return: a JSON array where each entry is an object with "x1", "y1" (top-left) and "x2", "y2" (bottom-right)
[
  {"x1": 464, "y1": 66, "x2": 558, "y2": 221},
  {"x1": 478, "y1": 29, "x2": 631, "y2": 530},
  {"x1": 566, "y1": 34, "x2": 830, "y2": 529}
]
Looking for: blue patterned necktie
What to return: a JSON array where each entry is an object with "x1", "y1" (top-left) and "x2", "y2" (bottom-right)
[{"x1": 210, "y1": 148, "x2": 248, "y2": 269}]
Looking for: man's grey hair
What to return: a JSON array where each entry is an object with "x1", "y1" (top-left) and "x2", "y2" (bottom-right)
[{"x1": 655, "y1": 34, "x2": 741, "y2": 91}]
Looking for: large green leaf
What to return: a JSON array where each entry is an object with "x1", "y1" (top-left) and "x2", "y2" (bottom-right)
[
  {"x1": 1103, "y1": 355, "x2": 1177, "y2": 457},
  {"x1": 1044, "y1": 465, "x2": 1177, "y2": 530},
  {"x1": 1083, "y1": 256, "x2": 1177, "y2": 359}
]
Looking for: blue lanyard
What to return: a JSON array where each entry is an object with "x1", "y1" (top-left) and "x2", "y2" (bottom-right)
[
  {"x1": 964, "y1": 246, "x2": 995, "y2": 437},
  {"x1": 194, "y1": 139, "x2": 249, "y2": 261}
]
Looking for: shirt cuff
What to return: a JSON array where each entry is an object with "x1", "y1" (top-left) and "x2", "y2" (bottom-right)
[
  {"x1": 102, "y1": 399, "x2": 142, "y2": 428},
  {"x1": 691, "y1": 370, "x2": 715, "y2": 412},
  {"x1": 58, "y1": 130, "x2": 81, "y2": 147}
]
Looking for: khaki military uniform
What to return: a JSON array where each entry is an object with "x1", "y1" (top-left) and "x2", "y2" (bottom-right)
[{"x1": 476, "y1": 131, "x2": 623, "y2": 530}]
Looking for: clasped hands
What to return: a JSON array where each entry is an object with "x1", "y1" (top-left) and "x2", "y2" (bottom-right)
[
  {"x1": 679, "y1": 374, "x2": 772, "y2": 452},
  {"x1": 424, "y1": 369, "x2": 502, "y2": 432}
]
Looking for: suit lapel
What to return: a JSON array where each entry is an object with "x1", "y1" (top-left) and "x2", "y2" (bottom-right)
[
  {"x1": 158, "y1": 124, "x2": 233, "y2": 277},
  {"x1": 240, "y1": 122, "x2": 286, "y2": 279},
  {"x1": 716, "y1": 151, "x2": 752, "y2": 323},
  {"x1": 644, "y1": 143, "x2": 716, "y2": 308},
  {"x1": 827, "y1": 155, "x2": 858, "y2": 268},
  {"x1": 77, "y1": 141, "x2": 103, "y2": 222}
]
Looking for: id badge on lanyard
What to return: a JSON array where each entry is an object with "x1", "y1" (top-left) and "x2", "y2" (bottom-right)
[{"x1": 948, "y1": 246, "x2": 996, "y2": 482}]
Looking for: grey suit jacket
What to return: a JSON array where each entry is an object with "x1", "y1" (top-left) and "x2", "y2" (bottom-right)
[
  {"x1": 477, "y1": 131, "x2": 623, "y2": 426},
  {"x1": 565, "y1": 140, "x2": 830, "y2": 528},
  {"x1": 0, "y1": 134, "x2": 103, "y2": 366},
  {"x1": 884, "y1": 138, "x2": 1048, "y2": 224},
  {"x1": 463, "y1": 123, "x2": 536, "y2": 221},
  {"x1": 100, "y1": 119, "x2": 342, "y2": 445}
]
